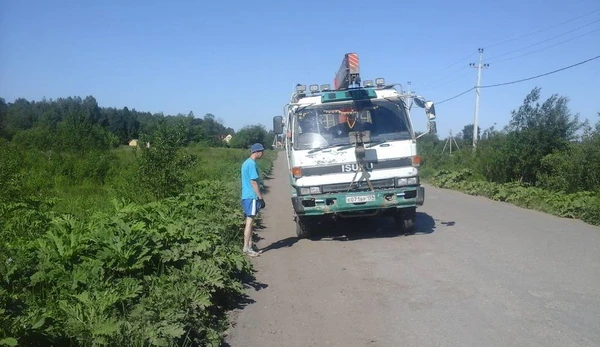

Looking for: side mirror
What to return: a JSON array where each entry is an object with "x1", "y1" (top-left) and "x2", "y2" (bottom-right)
[
  {"x1": 425, "y1": 101, "x2": 436, "y2": 120},
  {"x1": 273, "y1": 115, "x2": 284, "y2": 134}
]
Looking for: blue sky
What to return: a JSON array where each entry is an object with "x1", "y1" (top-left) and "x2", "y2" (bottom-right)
[{"x1": 1, "y1": 0, "x2": 599, "y2": 138}]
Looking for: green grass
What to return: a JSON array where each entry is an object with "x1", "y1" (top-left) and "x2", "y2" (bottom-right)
[
  {"x1": 21, "y1": 146, "x2": 277, "y2": 218},
  {"x1": 0, "y1": 146, "x2": 278, "y2": 346},
  {"x1": 425, "y1": 168, "x2": 600, "y2": 227}
]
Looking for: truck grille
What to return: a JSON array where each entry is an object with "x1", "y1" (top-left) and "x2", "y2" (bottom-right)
[{"x1": 321, "y1": 178, "x2": 396, "y2": 193}]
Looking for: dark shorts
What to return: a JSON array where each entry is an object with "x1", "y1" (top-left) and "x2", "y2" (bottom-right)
[{"x1": 241, "y1": 198, "x2": 261, "y2": 217}]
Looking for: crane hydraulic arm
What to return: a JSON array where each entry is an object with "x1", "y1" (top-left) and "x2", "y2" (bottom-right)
[{"x1": 333, "y1": 53, "x2": 361, "y2": 90}]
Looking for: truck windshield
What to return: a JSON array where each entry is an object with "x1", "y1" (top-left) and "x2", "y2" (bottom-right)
[{"x1": 292, "y1": 97, "x2": 412, "y2": 150}]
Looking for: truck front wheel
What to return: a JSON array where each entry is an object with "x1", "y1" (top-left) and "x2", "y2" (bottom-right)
[
  {"x1": 295, "y1": 216, "x2": 312, "y2": 239},
  {"x1": 394, "y1": 207, "x2": 416, "y2": 234}
]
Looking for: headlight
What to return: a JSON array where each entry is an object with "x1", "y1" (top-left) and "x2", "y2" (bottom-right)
[
  {"x1": 397, "y1": 177, "x2": 419, "y2": 186},
  {"x1": 299, "y1": 186, "x2": 322, "y2": 195}
]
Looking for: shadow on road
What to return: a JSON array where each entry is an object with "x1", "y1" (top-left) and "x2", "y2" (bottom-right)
[
  {"x1": 221, "y1": 271, "x2": 269, "y2": 347},
  {"x1": 240, "y1": 271, "x2": 268, "y2": 292},
  {"x1": 414, "y1": 212, "x2": 438, "y2": 234},
  {"x1": 255, "y1": 212, "x2": 450, "y2": 248},
  {"x1": 310, "y1": 212, "x2": 443, "y2": 241},
  {"x1": 259, "y1": 184, "x2": 271, "y2": 195},
  {"x1": 228, "y1": 272, "x2": 268, "y2": 312},
  {"x1": 259, "y1": 236, "x2": 300, "y2": 253}
]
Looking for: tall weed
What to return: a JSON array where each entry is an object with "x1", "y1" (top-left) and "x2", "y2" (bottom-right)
[
  {"x1": 428, "y1": 169, "x2": 600, "y2": 226},
  {"x1": 0, "y1": 146, "x2": 277, "y2": 346}
]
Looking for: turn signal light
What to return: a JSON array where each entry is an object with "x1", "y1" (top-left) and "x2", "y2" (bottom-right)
[
  {"x1": 412, "y1": 155, "x2": 421, "y2": 166},
  {"x1": 292, "y1": 166, "x2": 302, "y2": 178}
]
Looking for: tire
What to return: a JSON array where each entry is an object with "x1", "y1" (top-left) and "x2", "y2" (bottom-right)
[
  {"x1": 394, "y1": 207, "x2": 416, "y2": 234},
  {"x1": 295, "y1": 216, "x2": 312, "y2": 239}
]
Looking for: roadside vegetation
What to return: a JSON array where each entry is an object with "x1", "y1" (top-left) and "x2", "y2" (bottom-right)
[
  {"x1": 0, "y1": 96, "x2": 276, "y2": 346},
  {"x1": 417, "y1": 87, "x2": 600, "y2": 226}
]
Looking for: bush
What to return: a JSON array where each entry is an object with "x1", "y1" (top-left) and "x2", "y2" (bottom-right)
[
  {"x1": 418, "y1": 89, "x2": 600, "y2": 227},
  {"x1": 0, "y1": 181, "x2": 249, "y2": 346},
  {"x1": 428, "y1": 169, "x2": 600, "y2": 226},
  {"x1": 0, "y1": 147, "x2": 277, "y2": 346}
]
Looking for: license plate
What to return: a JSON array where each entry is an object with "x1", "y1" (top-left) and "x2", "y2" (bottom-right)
[{"x1": 346, "y1": 194, "x2": 376, "y2": 203}]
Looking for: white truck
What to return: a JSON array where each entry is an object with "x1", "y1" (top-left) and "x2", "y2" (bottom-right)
[{"x1": 272, "y1": 53, "x2": 437, "y2": 238}]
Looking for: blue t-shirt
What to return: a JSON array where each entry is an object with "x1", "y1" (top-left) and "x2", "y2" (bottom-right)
[{"x1": 241, "y1": 157, "x2": 260, "y2": 200}]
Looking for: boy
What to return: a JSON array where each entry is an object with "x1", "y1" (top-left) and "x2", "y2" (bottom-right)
[{"x1": 240, "y1": 143, "x2": 266, "y2": 256}]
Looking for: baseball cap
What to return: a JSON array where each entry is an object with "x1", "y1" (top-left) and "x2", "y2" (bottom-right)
[{"x1": 250, "y1": 143, "x2": 265, "y2": 153}]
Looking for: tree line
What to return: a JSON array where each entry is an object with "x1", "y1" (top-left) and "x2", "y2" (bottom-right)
[
  {"x1": 0, "y1": 95, "x2": 278, "y2": 213},
  {"x1": 0, "y1": 95, "x2": 275, "y2": 151},
  {"x1": 418, "y1": 87, "x2": 600, "y2": 225}
]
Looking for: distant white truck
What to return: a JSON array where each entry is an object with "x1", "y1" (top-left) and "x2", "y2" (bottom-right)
[{"x1": 272, "y1": 53, "x2": 437, "y2": 238}]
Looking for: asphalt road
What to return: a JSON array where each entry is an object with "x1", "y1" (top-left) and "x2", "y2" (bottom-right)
[{"x1": 223, "y1": 154, "x2": 600, "y2": 347}]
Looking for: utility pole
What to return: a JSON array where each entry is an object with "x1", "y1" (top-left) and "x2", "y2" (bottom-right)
[
  {"x1": 469, "y1": 48, "x2": 489, "y2": 150},
  {"x1": 441, "y1": 130, "x2": 460, "y2": 155}
]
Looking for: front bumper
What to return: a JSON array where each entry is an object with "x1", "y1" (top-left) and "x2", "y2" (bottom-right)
[{"x1": 292, "y1": 185, "x2": 423, "y2": 217}]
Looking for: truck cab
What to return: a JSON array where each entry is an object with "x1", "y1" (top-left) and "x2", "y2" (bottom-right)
[{"x1": 272, "y1": 53, "x2": 437, "y2": 238}]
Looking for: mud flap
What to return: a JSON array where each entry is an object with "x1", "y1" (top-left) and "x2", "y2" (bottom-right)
[{"x1": 416, "y1": 186, "x2": 425, "y2": 206}]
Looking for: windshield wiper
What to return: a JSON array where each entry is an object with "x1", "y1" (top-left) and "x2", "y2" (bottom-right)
[
  {"x1": 366, "y1": 140, "x2": 387, "y2": 148},
  {"x1": 336, "y1": 144, "x2": 355, "y2": 151},
  {"x1": 294, "y1": 103, "x2": 315, "y2": 115},
  {"x1": 336, "y1": 139, "x2": 388, "y2": 151},
  {"x1": 307, "y1": 144, "x2": 344, "y2": 154}
]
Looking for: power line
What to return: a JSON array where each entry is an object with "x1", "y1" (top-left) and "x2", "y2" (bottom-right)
[
  {"x1": 427, "y1": 23, "x2": 598, "y2": 94},
  {"x1": 437, "y1": 88, "x2": 474, "y2": 105},
  {"x1": 417, "y1": 65, "x2": 471, "y2": 91},
  {"x1": 480, "y1": 54, "x2": 600, "y2": 88},
  {"x1": 414, "y1": 9, "x2": 599, "y2": 91},
  {"x1": 435, "y1": 54, "x2": 600, "y2": 103},
  {"x1": 432, "y1": 52, "x2": 477, "y2": 74},
  {"x1": 493, "y1": 27, "x2": 600, "y2": 64},
  {"x1": 485, "y1": 8, "x2": 600, "y2": 49},
  {"x1": 487, "y1": 18, "x2": 600, "y2": 62},
  {"x1": 418, "y1": 71, "x2": 472, "y2": 92},
  {"x1": 412, "y1": 52, "x2": 477, "y2": 87}
]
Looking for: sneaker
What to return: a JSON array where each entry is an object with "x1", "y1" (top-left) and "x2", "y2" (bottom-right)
[
  {"x1": 251, "y1": 243, "x2": 263, "y2": 254},
  {"x1": 244, "y1": 249, "x2": 261, "y2": 257}
]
